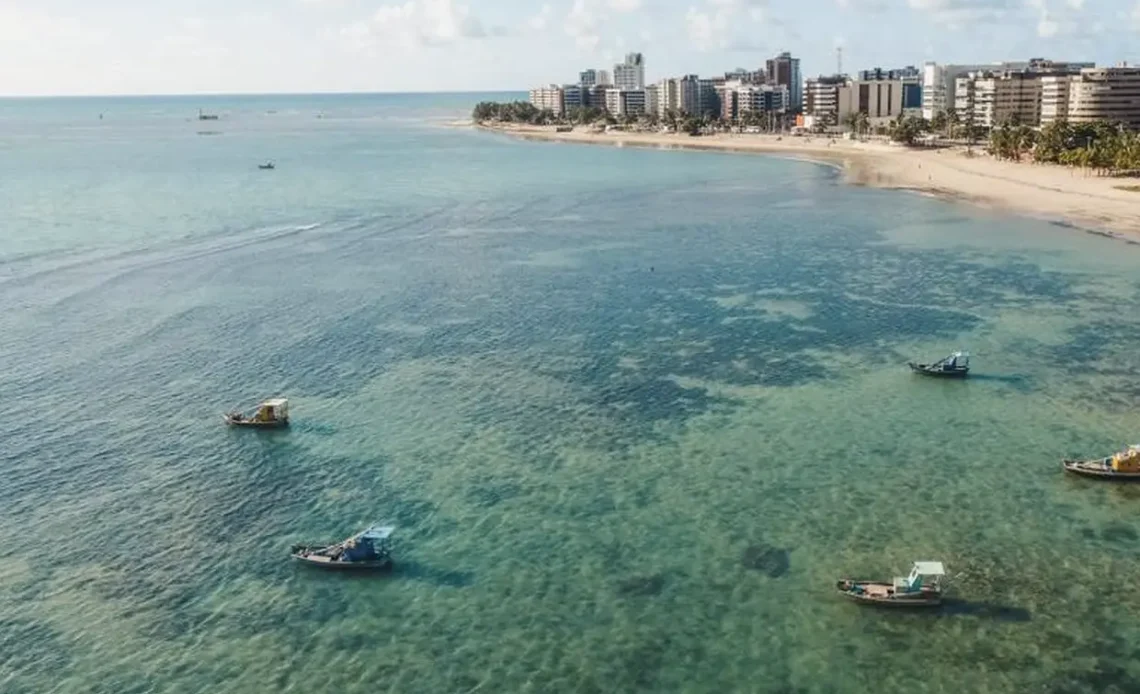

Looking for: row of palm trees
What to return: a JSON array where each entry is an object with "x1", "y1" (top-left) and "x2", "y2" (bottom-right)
[{"x1": 991, "y1": 119, "x2": 1140, "y2": 174}]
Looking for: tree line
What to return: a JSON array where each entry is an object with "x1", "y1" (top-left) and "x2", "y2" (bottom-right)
[{"x1": 990, "y1": 119, "x2": 1140, "y2": 174}]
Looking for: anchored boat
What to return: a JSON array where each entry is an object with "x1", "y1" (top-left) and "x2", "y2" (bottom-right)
[
  {"x1": 909, "y1": 351, "x2": 969, "y2": 378},
  {"x1": 291, "y1": 525, "x2": 394, "y2": 570},
  {"x1": 223, "y1": 398, "x2": 289, "y2": 428},
  {"x1": 837, "y1": 561, "x2": 946, "y2": 607},
  {"x1": 1063, "y1": 445, "x2": 1140, "y2": 481}
]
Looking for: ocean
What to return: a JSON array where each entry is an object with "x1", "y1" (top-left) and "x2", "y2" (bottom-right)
[{"x1": 1, "y1": 92, "x2": 1139, "y2": 694}]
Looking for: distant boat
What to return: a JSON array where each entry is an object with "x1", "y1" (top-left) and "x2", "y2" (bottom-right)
[
  {"x1": 258, "y1": 162, "x2": 276, "y2": 170},
  {"x1": 198, "y1": 108, "x2": 219, "y2": 121},
  {"x1": 223, "y1": 398, "x2": 289, "y2": 428},
  {"x1": 291, "y1": 526, "x2": 395, "y2": 570},
  {"x1": 908, "y1": 351, "x2": 969, "y2": 378}
]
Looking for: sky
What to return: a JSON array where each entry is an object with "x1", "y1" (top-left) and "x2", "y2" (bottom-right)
[{"x1": 1, "y1": 0, "x2": 1138, "y2": 96}]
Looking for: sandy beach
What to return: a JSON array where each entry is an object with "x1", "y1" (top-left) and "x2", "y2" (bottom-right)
[{"x1": 479, "y1": 123, "x2": 1140, "y2": 243}]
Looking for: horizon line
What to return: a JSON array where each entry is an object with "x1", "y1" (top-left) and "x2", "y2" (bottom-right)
[{"x1": 0, "y1": 88, "x2": 529, "y2": 100}]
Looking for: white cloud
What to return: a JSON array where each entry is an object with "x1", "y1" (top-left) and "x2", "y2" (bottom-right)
[
  {"x1": 685, "y1": 0, "x2": 768, "y2": 50},
  {"x1": 564, "y1": 0, "x2": 602, "y2": 52},
  {"x1": 1037, "y1": 12, "x2": 1060, "y2": 35},
  {"x1": 907, "y1": 0, "x2": 1015, "y2": 27},
  {"x1": 341, "y1": 0, "x2": 496, "y2": 49},
  {"x1": 609, "y1": 0, "x2": 644, "y2": 11},
  {"x1": 1066, "y1": 0, "x2": 1084, "y2": 8},
  {"x1": 528, "y1": 3, "x2": 553, "y2": 30}
]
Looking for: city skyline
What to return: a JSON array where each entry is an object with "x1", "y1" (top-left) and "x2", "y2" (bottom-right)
[{"x1": 2, "y1": 0, "x2": 1140, "y2": 96}]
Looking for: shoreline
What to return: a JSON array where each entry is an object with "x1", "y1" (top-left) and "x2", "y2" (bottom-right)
[{"x1": 476, "y1": 123, "x2": 1140, "y2": 245}]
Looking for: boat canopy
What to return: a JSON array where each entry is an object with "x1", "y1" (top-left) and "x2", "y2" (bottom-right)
[
  {"x1": 355, "y1": 526, "x2": 395, "y2": 542},
  {"x1": 912, "y1": 561, "x2": 945, "y2": 576},
  {"x1": 1112, "y1": 445, "x2": 1140, "y2": 472}
]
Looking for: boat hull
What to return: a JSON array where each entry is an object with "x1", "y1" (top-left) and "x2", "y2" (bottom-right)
[
  {"x1": 223, "y1": 415, "x2": 288, "y2": 428},
  {"x1": 908, "y1": 363, "x2": 968, "y2": 378},
  {"x1": 1062, "y1": 459, "x2": 1140, "y2": 481},
  {"x1": 835, "y1": 580, "x2": 942, "y2": 607},
  {"x1": 291, "y1": 552, "x2": 393, "y2": 571}
]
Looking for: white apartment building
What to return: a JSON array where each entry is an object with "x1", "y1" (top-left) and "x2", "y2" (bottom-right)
[
  {"x1": 657, "y1": 78, "x2": 680, "y2": 115},
  {"x1": 736, "y1": 84, "x2": 789, "y2": 115},
  {"x1": 956, "y1": 61, "x2": 1095, "y2": 128},
  {"x1": 804, "y1": 75, "x2": 846, "y2": 127},
  {"x1": 838, "y1": 79, "x2": 907, "y2": 126},
  {"x1": 923, "y1": 61, "x2": 1031, "y2": 120},
  {"x1": 614, "y1": 53, "x2": 646, "y2": 91},
  {"x1": 604, "y1": 89, "x2": 647, "y2": 117},
  {"x1": 1066, "y1": 66, "x2": 1140, "y2": 129},
  {"x1": 644, "y1": 84, "x2": 659, "y2": 116},
  {"x1": 528, "y1": 85, "x2": 564, "y2": 116}
]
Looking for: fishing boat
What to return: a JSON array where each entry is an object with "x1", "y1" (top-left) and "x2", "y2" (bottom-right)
[
  {"x1": 908, "y1": 351, "x2": 970, "y2": 378},
  {"x1": 1063, "y1": 445, "x2": 1140, "y2": 481},
  {"x1": 291, "y1": 525, "x2": 394, "y2": 570},
  {"x1": 198, "y1": 108, "x2": 219, "y2": 121},
  {"x1": 223, "y1": 398, "x2": 289, "y2": 428},
  {"x1": 258, "y1": 162, "x2": 275, "y2": 170},
  {"x1": 836, "y1": 561, "x2": 946, "y2": 607}
]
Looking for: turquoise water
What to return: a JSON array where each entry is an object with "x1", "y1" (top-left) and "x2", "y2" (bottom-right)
[{"x1": 2, "y1": 93, "x2": 1140, "y2": 694}]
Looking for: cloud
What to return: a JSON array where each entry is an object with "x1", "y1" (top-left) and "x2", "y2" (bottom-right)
[
  {"x1": 685, "y1": 0, "x2": 768, "y2": 50},
  {"x1": 1036, "y1": 12, "x2": 1060, "y2": 35},
  {"x1": 341, "y1": 0, "x2": 498, "y2": 48},
  {"x1": 610, "y1": 0, "x2": 644, "y2": 10},
  {"x1": 528, "y1": 3, "x2": 553, "y2": 30},
  {"x1": 564, "y1": 0, "x2": 602, "y2": 51},
  {"x1": 906, "y1": 0, "x2": 1016, "y2": 26}
]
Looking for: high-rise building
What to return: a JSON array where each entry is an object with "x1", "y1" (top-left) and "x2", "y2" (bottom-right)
[
  {"x1": 766, "y1": 52, "x2": 802, "y2": 111},
  {"x1": 528, "y1": 85, "x2": 564, "y2": 116},
  {"x1": 1045, "y1": 66, "x2": 1140, "y2": 129},
  {"x1": 656, "y1": 78, "x2": 680, "y2": 115},
  {"x1": 838, "y1": 79, "x2": 907, "y2": 126},
  {"x1": 580, "y1": 69, "x2": 613, "y2": 87},
  {"x1": 697, "y1": 78, "x2": 720, "y2": 116},
  {"x1": 680, "y1": 74, "x2": 701, "y2": 115},
  {"x1": 804, "y1": 75, "x2": 847, "y2": 127},
  {"x1": 562, "y1": 84, "x2": 584, "y2": 113},
  {"x1": 955, "y1": 60, "x2": 1096, "y2": 128},
  {"x1": 644, "y1": 84, "x2": 659, "y2": 116},
  {"x1": 614, "y1": 53, "x2": 646, "y2": 91},
  {"x1": 604, "y1": 88, "x2": 647, "y2": 117}
]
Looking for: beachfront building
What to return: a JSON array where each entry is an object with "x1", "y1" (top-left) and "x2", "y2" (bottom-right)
[
  {"x1": 725, "y1": 67, "x2": 766, "y2": 84},
  {"x1": 604, "y1": 89, "x2": 647, "y2": 118},
  {"x1": 644, "y1": 84, "x2": 659, "y2": 117},
  {"x1": 614, "y1": 53, "x2": 646, "y2": 91},
  {"x1": 837, "y1": 78, "x2": 908, "y2": 128},
  {"x1": 1039, "y1": 74, "x2": 1073, "y2": 124},
  {"x1": 680, "y1": 75, "x2": 701, "y2": 115},
  {"x1": 562, "y1": 84, "x2": 584, "y2": 113},
  {"x1": 804, "y1": 74, "x2": 847, "y2": 128},
  {"x1": 528, "y1": 85, "x2": 564, "y2": 116},
  {"x1": 766, "y1": 52, "x2": 803, "y2": 111},
  {"x1": 955, "y1": 60, "x2": 1096, "y2": 128},
  {"x1": 579, "y1": 69, "x2": 612, "y2": 87},
  {"x1": 922, "y1": 61, "x2": 1031, "y2": 120},
  {"x1": 719, "y1": 86, "x2": 739, "y2": 121},
  {"x1": 1052, "y1": 66, "x2": 1140, "y2": 129},
  {"x1": 698, "y1": 78, "x2": 721, "y2": 116},
  {"x1": 656, "y1": 78, "x2": 680, "y2": 115}
]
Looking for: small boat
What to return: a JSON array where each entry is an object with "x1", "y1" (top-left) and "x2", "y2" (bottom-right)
[
  {"x1": 1063, "y1": 445, "x2": 1140, "y2": 481},
  {"x1": 909, "y1": 351, "x2": 969, "y2": 378},
  {"x1": 198, "y1": 108, "x2": 219, "y2": 121},
  {"x1": 291, "y1": 525, "x2": 394, "y2": 570},
  {"x1": 837, "y1": 561, "x2": 946, "y2": 607},
  {"x1": 223, "y1": 398, "x2": 289, "y2": 428},
  {"x1": 258, "y1": 162, "x2": 275, "y2": 170}
]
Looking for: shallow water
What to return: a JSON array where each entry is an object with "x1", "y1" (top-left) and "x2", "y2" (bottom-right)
[{"x1": 2, "y1": 93, "x2": 1140, "y2": 693}]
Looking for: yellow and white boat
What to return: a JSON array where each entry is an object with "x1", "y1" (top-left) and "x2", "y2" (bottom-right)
[{"x1": 223, "y1": 398, "x2": 289, "y2": 428}]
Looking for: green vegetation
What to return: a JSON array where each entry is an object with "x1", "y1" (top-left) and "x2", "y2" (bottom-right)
[
  {"x1": 991, "y1": 119, "x2": 1140, "y2": 174},
  {"x1": 472, "y1": 101, "x2": 556, "y2": 125}
]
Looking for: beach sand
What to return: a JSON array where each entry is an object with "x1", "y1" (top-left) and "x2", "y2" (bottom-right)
[{"x1": 480, "y1": 124, "x2": 1140, "y2": 243}]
